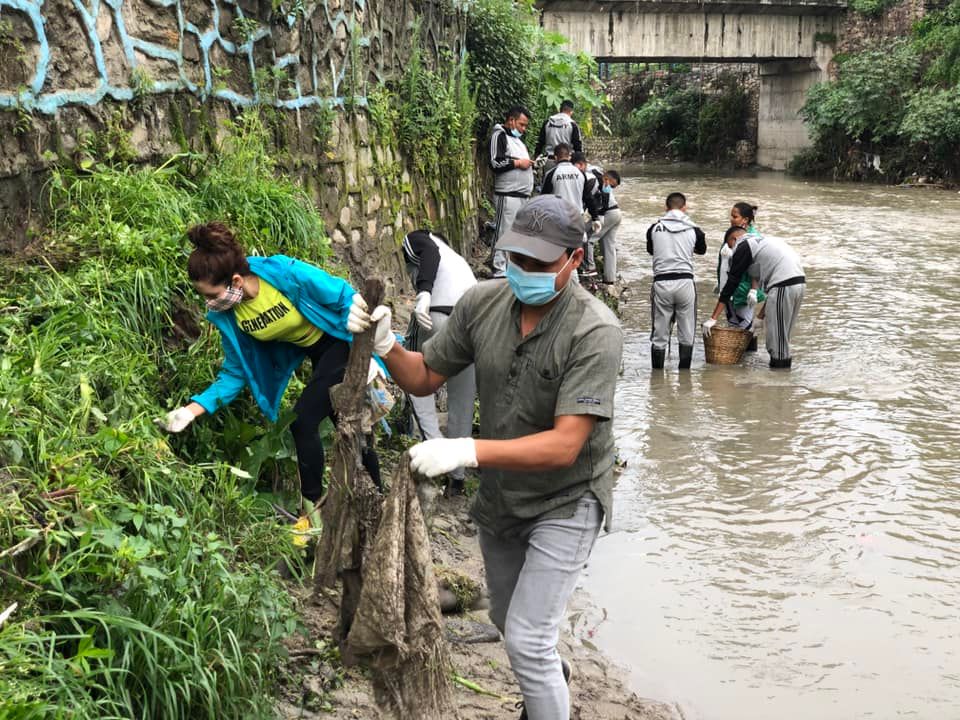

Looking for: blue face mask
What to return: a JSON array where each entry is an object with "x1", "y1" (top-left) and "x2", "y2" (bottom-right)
[
  {"x1": 510, "y1": 128, "x2": 522, "y2": 138},
  {"x1": 505, "y1": 254, "x2": 574, "y2": 306},
  {"x1": 602, "y1": 185, "x2": 613, "y2": 194}
]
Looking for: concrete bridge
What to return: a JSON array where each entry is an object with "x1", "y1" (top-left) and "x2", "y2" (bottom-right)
[{"x1": 538, "y1": 0, "x2": 847, "y2": 169}]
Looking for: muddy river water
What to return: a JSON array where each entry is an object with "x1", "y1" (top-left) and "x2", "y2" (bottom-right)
[{"x1": 582, "y1": 164, "x2": 960, "y2": 719}]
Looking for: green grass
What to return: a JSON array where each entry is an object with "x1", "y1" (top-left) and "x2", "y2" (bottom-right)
[{"x1": 0, "y1": 111, "x2": 330, "y2": 719}]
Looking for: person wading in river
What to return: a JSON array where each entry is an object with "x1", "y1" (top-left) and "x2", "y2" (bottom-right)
[
  {"x1": 704, "y1": 227, "x2": 806, "y2": 369},
  {"x1": 367, "y1": 195, "x2": 622, "y2": 720},
  {"x1": 159, "y1": 222, "x2": 380, "y2": 527},
  {"x1": 646, "y1": 192, "x2": 707, "y2": 370}
]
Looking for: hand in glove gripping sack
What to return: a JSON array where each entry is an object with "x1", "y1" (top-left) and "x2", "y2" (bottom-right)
[
  {"x1": 159, "y1": 406, "x2": 195, "y2": 433},
  {"x1": 409, "y1": 437, "x2": 478, "y2": 478},
  {"x1": 414, "y1": 291, "x2": 433, "y2": 330},
  {"x1": 370, "y1": 305, "x2": 397, "y2": 356},
  {"x1": 746, "y1": 288, "x2": 759, "y2": 308},
  {"x1": 347, "y1": 293, "x2": 371, "y2": 334},
  {"x1": 590, "y1": 219, "x2": 603, "y2": 236},
  {"x1": 702, "y1": 318, "x2": 717, "y2": 338}
]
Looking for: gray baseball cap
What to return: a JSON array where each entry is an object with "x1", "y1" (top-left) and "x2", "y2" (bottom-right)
[{"x1": 495, "y1": 195, "x2": 586, "y2": 263}]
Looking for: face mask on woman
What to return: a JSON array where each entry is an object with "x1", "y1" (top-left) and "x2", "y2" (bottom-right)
[
  {"x1": 206, "y1": 284, "x2": 244, "y2": 312},
  {"x1": 505, "y1": 254, "x2": 574, "y2": 306}
]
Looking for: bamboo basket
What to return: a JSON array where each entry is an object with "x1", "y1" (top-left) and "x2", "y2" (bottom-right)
[{"x1": 704, "y1": 326, "x2": 752, "y2": 364}]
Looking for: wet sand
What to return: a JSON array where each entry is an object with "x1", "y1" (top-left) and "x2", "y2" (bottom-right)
[{"x1": 278, "y1": 493, "x2": 680, "y2": 720}]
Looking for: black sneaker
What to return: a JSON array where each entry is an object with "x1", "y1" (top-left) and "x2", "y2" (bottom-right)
[{"x1": 516, "y1": 659, "x2": 573, "y2": 718}]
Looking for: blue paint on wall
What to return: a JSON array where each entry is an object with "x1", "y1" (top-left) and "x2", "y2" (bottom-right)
[{"x1": 0, "y1": 0, "x2": 376, "y2": 114}]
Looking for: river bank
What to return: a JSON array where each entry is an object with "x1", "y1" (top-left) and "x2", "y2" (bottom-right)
[{"x1": 277, "y1": 490, "x2": 682, "y2": 720}]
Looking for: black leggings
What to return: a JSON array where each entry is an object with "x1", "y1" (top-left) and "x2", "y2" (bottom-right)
[{"x1": 291, "y1": 335, "x2": 381, "y2": 501}]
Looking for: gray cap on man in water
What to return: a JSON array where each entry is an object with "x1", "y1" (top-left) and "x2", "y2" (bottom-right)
[{"x1": 495, "y1": 195, "x2": 586, "y2": 263}]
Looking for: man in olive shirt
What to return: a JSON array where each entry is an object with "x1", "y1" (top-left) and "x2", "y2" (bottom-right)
[{"x1": 369, "y1": 195, "x2": 623, "y2": 720}]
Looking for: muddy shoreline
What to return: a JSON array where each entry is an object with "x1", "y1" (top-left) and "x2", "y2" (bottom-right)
[{"x1": 278, "y1": 491, "x2": 680, "y2": 720}]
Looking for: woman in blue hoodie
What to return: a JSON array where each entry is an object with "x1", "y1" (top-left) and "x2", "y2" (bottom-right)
[{"x1": 160, "y1": 222, "x2": 379, "y2": 523}]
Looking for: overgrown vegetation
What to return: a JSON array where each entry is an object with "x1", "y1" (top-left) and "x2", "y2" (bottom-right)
[
  {"x1": 793, "y1": 0, "x2": 960, "y2": 182},
  {"x1": 0, "y1": 112, "x2": 332, "y2": 719},
  {"x1": 623, "y1": 71, "x2": 751, "y2": 164},
  {"x1": 465, "y1": 0, "x2": 607, "y2": 143}
]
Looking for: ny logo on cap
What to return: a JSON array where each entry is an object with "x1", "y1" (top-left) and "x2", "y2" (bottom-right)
[{"x1": 525, "y1": 207, "x2": 550, "y2": 233}]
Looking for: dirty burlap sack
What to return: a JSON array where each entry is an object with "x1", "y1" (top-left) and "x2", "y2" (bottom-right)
[{"x1": 346, "y1": 454, "x2": 455, "y2": 720}]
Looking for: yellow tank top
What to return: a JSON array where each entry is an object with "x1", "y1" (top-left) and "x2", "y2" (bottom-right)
[{"x1": 233, "y1": 279, "x2": 323, "y2": 347}]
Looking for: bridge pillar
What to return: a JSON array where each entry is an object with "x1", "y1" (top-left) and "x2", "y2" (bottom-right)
[{"x1": 757, "y1": 45, "x2": 833, "y2": 170}]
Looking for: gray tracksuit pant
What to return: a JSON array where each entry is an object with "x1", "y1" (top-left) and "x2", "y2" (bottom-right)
[
  {"x1": 764, "y1": 283, "x2": 804, "y2": 361},
  {"x1": 587, "y1": 208, "x2": 620, "y2": 283},
  {"x1": 650, "y1": 278, "x2": 697, "y2": 349},
  {"x1": 480, "y1": 494, "x2": 602, "y2": 720},
  {"x1": 408, "y1": 311, "x2": 476, "y2": 480},
  {"x1": 492, "y1": 195, "x2": 526, "y2": 277}
]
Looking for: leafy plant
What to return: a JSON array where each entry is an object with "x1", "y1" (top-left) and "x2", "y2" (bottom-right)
[
  {"x1": 465, "y1": 0, "x2": 538, "y2": 136},
  {"x1": 0, "y1": 111, "x2": 330, "y2": 719},
  {"x1": 130, "y1": 67, "x2": 155, "y2": 101},
  {"x1": 232, "y1": 16, "x2": 259, "y2": 44},
  {"x1": 849, "y1": 0, "x2": 899, "y2": 16},
  {"x1": 800, "y1": 41, "x2": 920, "y2": 144}
]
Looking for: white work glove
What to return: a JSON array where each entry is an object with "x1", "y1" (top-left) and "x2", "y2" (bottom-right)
[
  {"x1": 751, "y1": 317, "x2": 764, "y2": 337},
  {"x1": 409, "y1": 437, "x2": 478, "y2": 478},
  {"x1": 159, "y1": 406, "x2": 195, "y2": 433},
  {"x1": 590, "y1": 219, "x2": 603, "y2": 235},
  {"x1": 414, "y1": 291, "x2": 433, "y2": 330},
  {"x1": 719, "y1": 244, "x2": 733, "y2": 258},
  {"x1": 347, "y1": 293, "x2": 371, "y2": 334},
  {"x1": 367, "y1": 358, "x2": 386, "y2": 384},
  {"x1": 702, "y1": 318, "x2": 717, "y2": 338},
  {"x1": 746, "y1": 288, "x2": 759, "y2": 308},
  {"x1": 370, "y1": 305, "x2": 396, "y2": 356}
]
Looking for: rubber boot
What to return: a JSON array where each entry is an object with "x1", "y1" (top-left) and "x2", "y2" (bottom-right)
[
  {"x1": 651, "y1": 346, "x2": 666, "y2": 369},
  {"x1": 678, "y1": 344, "x2": 693, "y2": 370},
  {"x1": 745, "y1": 336, "x2": 758, "y2": 353}
]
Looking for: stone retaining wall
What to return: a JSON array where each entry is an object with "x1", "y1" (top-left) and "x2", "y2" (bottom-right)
[{"x1": 0, "y1": 0, "x2": 478, "y2": 288}]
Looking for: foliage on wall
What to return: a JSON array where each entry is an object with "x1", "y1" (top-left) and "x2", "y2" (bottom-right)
[{"x1": 794, "y1": 0, "x2": 960, "y2": 181}]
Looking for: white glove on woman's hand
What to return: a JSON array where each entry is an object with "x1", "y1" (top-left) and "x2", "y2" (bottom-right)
[
  {"x1": 746, "y1": 288, "x2": 759, "y2": 308},
  {"x1": 370, "y1": 305, "x2": 396, "y2": 356},
  {"x1": 347, "y1": 293, "x2": 371, "y2": 334},
  {"x1": 414, "y1": 291, "x2": 433, "y2": 330},
  {"x1": 702, "y1": 318, "x2": 717, "y2": 338},
  {"x1": 590, "y1": 220, "x2": 603, "y2": 235},
  {"x1": 160, "y1": 406, "x2": 195, "y2": 433},
  {"x1": 409, "y1": 438, "x2": 478, "y2": 478}
]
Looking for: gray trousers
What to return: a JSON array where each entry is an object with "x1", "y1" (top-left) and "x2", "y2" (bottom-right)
[
  {"x1": 650, "y1": 278, "x2": 697, "y2": 349},
  {"x1": 588, "y1": 208, "x2": 621, "y2": 283},
  {"x1": 492, "y1": 194, "x2": 526, "y2": 277},
  {"x1": 479, "y1": 495, "x2": 602, "y2": 720},
  {"x1": 765, "y1": 283, "x2": 804, "y2": 361},
  {"x1": 409, "y1": 311, "x2": 476, "y2": 481}
]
